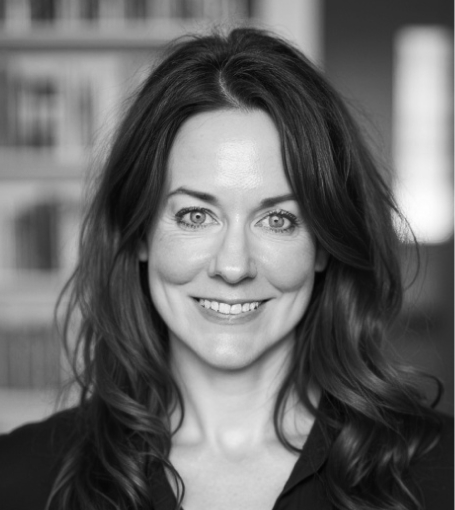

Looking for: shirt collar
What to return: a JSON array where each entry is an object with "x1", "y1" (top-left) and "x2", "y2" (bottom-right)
[{"x1": 279, "y1": 396, "x2": 333, "y2": 496}]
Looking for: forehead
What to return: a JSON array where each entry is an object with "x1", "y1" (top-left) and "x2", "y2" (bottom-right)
[{"x1": 166, "y1": 109, "x2": 292, "y2": 199}]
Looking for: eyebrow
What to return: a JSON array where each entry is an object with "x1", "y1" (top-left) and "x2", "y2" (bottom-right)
[
  {"x1": 167, "y1": 187, "x2": 296, "y2": 208},
  {"x1": 167, "y1": 187, "x2": 219, "y2": 205}
]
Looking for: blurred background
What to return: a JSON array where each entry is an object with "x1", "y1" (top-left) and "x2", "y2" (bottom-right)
[{"x1": 0, "y1": 0, "x2": 452, "y2": 432}]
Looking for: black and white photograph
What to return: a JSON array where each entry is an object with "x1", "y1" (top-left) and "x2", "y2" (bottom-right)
[{"x1": 0, "y1": 1, "x2": 453, "y2": 509}]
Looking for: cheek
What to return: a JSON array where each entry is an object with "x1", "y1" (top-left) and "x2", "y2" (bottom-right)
[
  {"x1": 258, "y1": 238, "x2": 317, "y2": 292},
  {"x1": 148, "y1": 230, "x2": 212, "y2": 285}
]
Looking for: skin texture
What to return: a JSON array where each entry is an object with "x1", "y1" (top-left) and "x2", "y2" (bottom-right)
[
  {"x1": 140, "y1": 109, "x2": 327, "y2": 373},
  {"x1": 139, "y1": 109, "x2": 328, "y2": 509}
]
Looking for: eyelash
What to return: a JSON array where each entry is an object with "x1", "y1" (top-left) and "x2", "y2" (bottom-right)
[
  {"x1": 259, "y1": 209, "x2": 298, "y2": 234},
  {"x1": 175, "y1": 207, "x2": 215, "y2": 230},
  {"x1": 174, "y1": 207, "x2": 298, "y2": 233}
]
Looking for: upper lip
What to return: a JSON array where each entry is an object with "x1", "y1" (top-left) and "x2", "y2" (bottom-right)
[{"x1": 193, "y1": 297, "x2": 270, "y2": 305}]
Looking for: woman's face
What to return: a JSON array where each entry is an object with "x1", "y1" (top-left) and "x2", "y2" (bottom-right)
[{"x1": 140, "y1": 109, "x2": 327, "y2": 371}]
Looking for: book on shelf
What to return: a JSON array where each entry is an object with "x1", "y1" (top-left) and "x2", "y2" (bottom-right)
[
  {"x1": 14, "y1": 200, "x2": 60, "y2": 271},
  {"x1": 0, "y1": 58, "x2": 7, "y2": 146},
  {"x1": 125, "y1": 0, "x2": 147, "y2": 20},
  {"x1": 1, "y1": 0, "x2": 32, "y2": 30},
  {"x1": 0, "y1": 52, "x2": 123, "y2": 162},
  {"x1": 0, "y1": 183, "x2": 81, "y2": 278},
  {"x1": 0, "y1": 324, "x2": 61, "y2": 388},
  {"x1": 30, "y1": 0, "x2": 58, "y2": 22}
]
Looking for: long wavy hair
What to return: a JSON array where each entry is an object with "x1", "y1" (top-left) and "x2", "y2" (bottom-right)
[{"x1": 48, "y1": 27, "x2": 442, "y2": 510}]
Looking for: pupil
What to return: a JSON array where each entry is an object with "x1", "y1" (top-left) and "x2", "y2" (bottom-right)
[
  {"x1": 190, "y1": 211, "x2": 205, "y2": 224},
  {"x1": 270, "y1": 215, "x2": 284, "y2": 228}
]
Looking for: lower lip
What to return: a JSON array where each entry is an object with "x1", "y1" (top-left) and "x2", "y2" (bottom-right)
[{"x1": 193, "y1": 299, "x2": 267, "y2": 325}]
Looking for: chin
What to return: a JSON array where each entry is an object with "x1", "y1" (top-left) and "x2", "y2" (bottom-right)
[
  {"x1": 194, "y1": 334, "x2": 288, "y2": 373},
  {"x1": 201, "y1": 351, "x2": 260, "y2": 372},
  {"x1": 170, "y1": 327, "x2": 294, "y2": 373}
]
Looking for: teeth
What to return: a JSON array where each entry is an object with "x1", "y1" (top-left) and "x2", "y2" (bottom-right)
[
  {"x1": 219, "y1": 303, "x2": 230, "y2": 314},
  {"x1": 230, "y1": 304, "x2": 242, "y2": 315},
  {"x1": 198, "y1": 299, "x2": 261, "y2": 315}
]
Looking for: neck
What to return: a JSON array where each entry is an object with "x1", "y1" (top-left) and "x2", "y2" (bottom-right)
[{"x1": 169, "y1": 336, "x2": 318, "y2": 455}]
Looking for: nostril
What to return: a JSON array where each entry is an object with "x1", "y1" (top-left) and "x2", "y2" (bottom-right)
[{"x1": 208, "y1": 259, "x2": 258, "y2": 283}]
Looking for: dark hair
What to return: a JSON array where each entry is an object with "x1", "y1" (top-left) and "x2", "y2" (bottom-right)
[{"x1": 49, "y1": 27, "x2": 441, "y2": 510}]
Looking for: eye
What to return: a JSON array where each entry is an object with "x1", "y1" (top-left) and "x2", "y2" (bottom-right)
[
  {"x1": 175, "y1": 207, "x2": 218, "y2": 229},
  {"x1": 188, "y1": 210, "x2": 206, "y2": 224},
  {"x1": 255, "y1": 210, "x2": 297, "y2": 233}
]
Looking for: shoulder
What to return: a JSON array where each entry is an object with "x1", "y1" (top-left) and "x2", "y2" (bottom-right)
[
  {"x1": 410, "y1": 411, "x2": 454, "y2": 510},
  {"x1": 0, "y1": 408, "x2": 78, "y2": 510}
]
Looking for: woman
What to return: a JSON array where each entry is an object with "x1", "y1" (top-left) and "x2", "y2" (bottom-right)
[{"x1": 0, "y1": 28, "x2": 452, "y2": 510}]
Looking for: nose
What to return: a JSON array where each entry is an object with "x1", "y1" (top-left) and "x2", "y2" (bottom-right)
[{"x1": 208, "y1": 222, "x2": 257, "y2": 284}]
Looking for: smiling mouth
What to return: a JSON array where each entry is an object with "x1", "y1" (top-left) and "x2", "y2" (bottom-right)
[{"x1": 195, "y1": 298, "x2": 265, "y2": 315}]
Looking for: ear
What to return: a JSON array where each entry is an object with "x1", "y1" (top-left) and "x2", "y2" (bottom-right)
[
  {"x1": 315, "y1": 244, "x2": 329, "y2": 272},
  {"x1": 138, "y1": 239, "x2": 149, "y2": 262}
]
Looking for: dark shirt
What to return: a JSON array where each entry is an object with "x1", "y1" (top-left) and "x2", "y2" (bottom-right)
[{"x1": 0, "y1": 406, "x2": 453, "y2": 510}]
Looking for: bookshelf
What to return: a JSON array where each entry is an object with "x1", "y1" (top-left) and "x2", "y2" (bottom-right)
[
  {"x1": 0, "y1": 21, "x2": 223, "y2": 50},
  {"x1": 0, "y1": 0, "x2": 252, "y2": 411}
]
